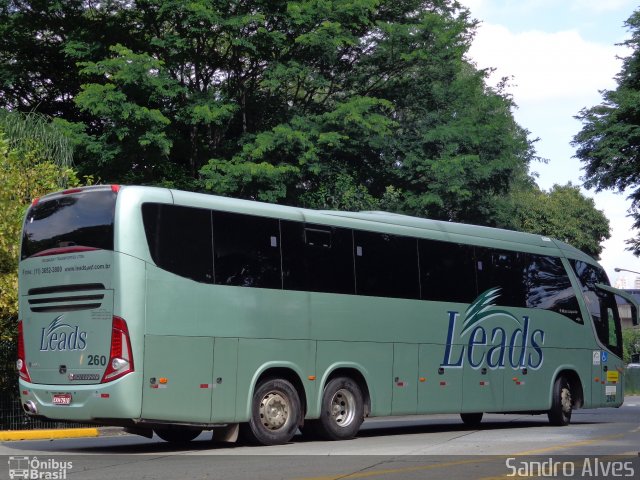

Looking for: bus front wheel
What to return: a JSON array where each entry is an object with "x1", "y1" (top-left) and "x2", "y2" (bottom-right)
[
  {"x1": 308, "y1": 377, "x2": 364, "y2": 441},
  {"x1": 241, "y1": 378, "x2": 302, "y2": 446},
  {"x1": 548, "y1": 376, "x2": 573, "y2": 426}
]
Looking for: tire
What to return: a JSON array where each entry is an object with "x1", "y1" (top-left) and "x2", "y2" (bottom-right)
[
  {"x1": 240, "y1": 378, "x2": 302, "y2": 446},
  {"x1": 308, "y1": 377, "x2": 364, "y2": 441},
  {"x1": 155, "y1": 427, "x2": 202, "y2": 444},
  {"x1": 460, "y1": 412, "x2": 483, "y2": 427},
  {"x1": 548, "y1": 376, "x2": 573, "y2": 426}
]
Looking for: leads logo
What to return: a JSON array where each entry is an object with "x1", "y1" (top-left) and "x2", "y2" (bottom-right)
[
  {"x1": 39, "y1": 315, "x2": 88, "y2": 352},
  {"x1": 441, "y1": 288, "x2": 545, "y2": 370}
]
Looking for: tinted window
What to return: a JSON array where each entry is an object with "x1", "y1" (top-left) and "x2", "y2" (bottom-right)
[
  {"x1": 354, "y1": 231, "x2": 419, "y2": 299},
  {"x1": 571, "y1": 260, "x2": 622, "y2": 356},
  {"x1": 475, "y1": 248, "x2": 527, "y2": 307},
  {"x1": 525, "y1": 255, "x2": 581, "y2": 322},
  {"x1": 213, "y1": 211, "x2": 281, "y2": 289},
  {"x1": 419, "y1": 240, "x2": 477, "y2": 303},
  {"x1": 281, "y1": 222, "x2": 355, "y2": 294},
  {"x1": 22, "y1": 190, "x2": 116, "y2": 259},
  {"x1": 142, "y1": 203, "x2": 213, "y2": 283}
]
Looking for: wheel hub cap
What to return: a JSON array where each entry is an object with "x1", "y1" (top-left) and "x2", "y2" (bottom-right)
[
  {"x1": 260, "y1": 392, "x2": 289, "y2": 430},
  {"x1": 561, "y1": 387, "x2": 572, "y2": 413},
  {"x1": 330, "y1": 389, "x2": 356, "y2": 428}
]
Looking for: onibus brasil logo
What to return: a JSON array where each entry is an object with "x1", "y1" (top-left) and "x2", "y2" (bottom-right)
[{"x1": 441, "y1": 288, "x2": 545, "y2": 370}]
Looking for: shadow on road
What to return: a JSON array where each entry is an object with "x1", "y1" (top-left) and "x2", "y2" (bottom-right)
[{"x1": 3, "y1": 414, "x2": 605, "y2": 455}]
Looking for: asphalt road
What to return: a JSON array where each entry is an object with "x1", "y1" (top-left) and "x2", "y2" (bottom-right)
[{"x1": 2, "y1": 396, "x2": 639, "y2": 480}]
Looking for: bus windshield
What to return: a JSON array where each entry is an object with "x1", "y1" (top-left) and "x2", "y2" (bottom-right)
[
  {"x1": 570, "y1": 259, "x2": 623, "y2": 357},
  {"x1": 21, "y1": 189, "x2": 117, "y2": 259}
]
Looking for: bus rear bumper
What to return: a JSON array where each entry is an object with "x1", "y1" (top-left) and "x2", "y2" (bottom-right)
[{"x1": 18, "y1": 373, "x2": 142, "y2": 423}]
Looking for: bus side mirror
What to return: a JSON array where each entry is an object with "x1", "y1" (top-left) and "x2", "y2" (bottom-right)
[{"x1": 595, "y1": 283, "x2": 639, "y2": 326}]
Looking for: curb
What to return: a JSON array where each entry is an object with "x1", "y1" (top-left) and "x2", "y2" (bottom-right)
[{"x1": 0, "y1": 428, "x2": 100, "y2": 441}]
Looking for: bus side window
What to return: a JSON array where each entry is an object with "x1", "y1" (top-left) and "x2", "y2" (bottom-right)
[
  {"x1": 281, "y1": 221, "x2": 355, "y2": 294},
  {"x1": 354, "y1": 231, "x2": 419, "y2": 299},
  {"x1": 141, "y1": 203, "x2": 214, "y2": 284},
  {"x1": 524, "y1": 255, "x2": 581, "y2": 323},
  {"x1": 475, "y1": 247, "x2": 526, "y2": 307},
  {"x1": 212, "y1": 211, "x2": 282, "y2": 289},
  {"x1": 418, "y1": 239, "x2": 476, "y2": 303},
  {"x1": 607, "y1": 308, "x2": 618, "y2": 346}
]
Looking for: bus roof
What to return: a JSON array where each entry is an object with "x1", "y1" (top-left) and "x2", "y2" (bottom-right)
[{"x1": 117, "y1": 185, "x2": 596, "y2": 263}]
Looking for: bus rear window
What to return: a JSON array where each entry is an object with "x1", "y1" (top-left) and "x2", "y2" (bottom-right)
[{"x1": 21, "y1": 190, "x2": 116, "y2": 259}]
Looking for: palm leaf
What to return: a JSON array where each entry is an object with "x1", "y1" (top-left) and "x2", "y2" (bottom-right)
[
  {"x1": 461, "y1": 287, "x2": 520, "y2": 336},
  {"x1": 0, "y1": 110, "x2": 73, "y2": 168}
]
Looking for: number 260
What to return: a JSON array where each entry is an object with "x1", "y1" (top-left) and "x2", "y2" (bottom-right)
[{"x1": 87, "y1": 355, "x2": 107, "y2": 366}]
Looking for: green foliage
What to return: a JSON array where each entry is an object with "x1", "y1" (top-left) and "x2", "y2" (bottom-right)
[
  {"x1": 0, "y1": 0, "x2": 540, "y2": 227},
  {"x1": 573, "y1": 9, "x2": 640, "y2": 255},
  {"x1": 0, "y1": 122, "x2": 80, "y2": 340},
  {"x1": 622, "y1": 327, "x2": 640, "y2": 364},
  {"x1": 0, "y1": 110, "x2": 74, "y2": 169},
  {"x1": 504, "y1": 183, "x2": 610, "y2": 258}
]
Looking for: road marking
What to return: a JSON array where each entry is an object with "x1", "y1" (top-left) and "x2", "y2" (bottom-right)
[
  {"x1": 294, "y1": 458, "x2": 491, "y2": 480},
  {"x1": 294, "y1": 430, "x2": 637, "y2": 480},
  {"x1": 509, "y1": 432, "x2": 626, "y2": 456}
]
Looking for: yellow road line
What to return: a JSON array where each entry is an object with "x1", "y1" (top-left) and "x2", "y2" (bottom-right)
[
  {"x1": 508, "y1": 432, "x2": 626, "y2": 456},
  {"x1": 0, "y1": 428, "x2": 99, "y2": 441},
  {"x1": 295, "y1": 430, "x2": 637, "y2": 480},
  {"x1": 295, "y1": 458, "x2": 488, "y2": 480}
]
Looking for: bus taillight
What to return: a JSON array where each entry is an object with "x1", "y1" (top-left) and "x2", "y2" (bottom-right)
[
  {"x1": 17, "y1": 320, "x2": 31, "y2": 383},
  {"x1": 101, "y1": 316, "x2": 134, "y2": 383}
]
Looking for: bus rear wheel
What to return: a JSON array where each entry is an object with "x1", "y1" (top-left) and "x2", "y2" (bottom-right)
[
  {"x1": 308, "y1": 377, "x2": 364, "y2": 441},
  {"x1": 240, "y1": 378, "x2": 302, "y2": 446},
  {"x1": 548, "y1": 376, "x2": 573, "y2": 426},
  {"x1": 460, "y1": 412, "x2": 483, "y2": 427},
  {"x1": 154, "y1": 427, "x2": 202, "y2": 443}
]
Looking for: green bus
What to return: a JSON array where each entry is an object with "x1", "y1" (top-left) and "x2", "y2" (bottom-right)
[{"x1": 17, "y1": 185, "x2": 639, "y2": 445}]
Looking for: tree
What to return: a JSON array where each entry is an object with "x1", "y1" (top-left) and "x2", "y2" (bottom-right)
[
  {"x1": 505, "y1": 183, "x2": 610, "y2": 258},
  {"x1": 0, "y1": 0, "x2": 538, "y2": 226},
  {"x1": 0, "y1": 111, "x2": 80, "y2": 340},
  {"x1": 573, "y1": 9, "x2": 640, "y2": 254},
  {"x1": 622, "y1": 327, "x2": 640, "y2": 364}
]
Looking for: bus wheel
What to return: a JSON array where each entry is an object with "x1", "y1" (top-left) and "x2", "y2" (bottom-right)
[
  {"x1": 241, "y1": 378, "x2": 302, "y2": 446},
  {"x1": 310, "y1": 377, "x2": 364, "y2": 440},
  {"x1": 548, "y1": 376, "x2": 572, "y2": 426},
  {"x1": 460, "y1": 412, "x2": 483, "y2": 427},
  {"x1": 154, "y1": 427, "x2": 202, "y2": 443}
]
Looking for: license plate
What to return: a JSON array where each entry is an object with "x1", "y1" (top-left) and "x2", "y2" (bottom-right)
[{"x1": 52, "y1": 393, "x2": 72, "y2": 405}]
